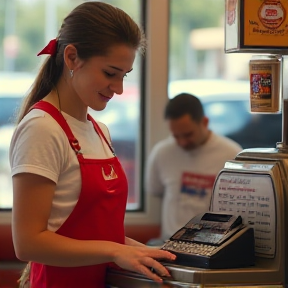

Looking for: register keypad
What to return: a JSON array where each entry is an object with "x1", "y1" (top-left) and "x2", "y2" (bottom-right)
[{"x1": 162, "y1": 240, "x2": 217, "y2": 256}]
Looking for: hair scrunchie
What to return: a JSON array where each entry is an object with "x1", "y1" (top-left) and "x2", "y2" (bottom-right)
[{"x1": 37, "y1": 38, "x2": 57, "y2": 56}]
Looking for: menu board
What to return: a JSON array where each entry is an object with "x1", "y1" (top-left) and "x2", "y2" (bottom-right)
[{"x1": 211, "y1": 171, "x2": 276, "y2": 258}]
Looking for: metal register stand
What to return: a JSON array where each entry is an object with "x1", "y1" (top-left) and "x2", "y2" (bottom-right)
[{"x1": 106, "y1": 0, "x2": 288, "y2": 287}]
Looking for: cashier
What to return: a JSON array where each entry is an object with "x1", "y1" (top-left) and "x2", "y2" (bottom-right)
[{"x1": 9, "y1": 2, "x2": 176, "y2": 288}]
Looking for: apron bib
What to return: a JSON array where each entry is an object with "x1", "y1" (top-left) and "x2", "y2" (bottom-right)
[{"x1": 29, "y1": 101, "x2": 128, "y2": 288}]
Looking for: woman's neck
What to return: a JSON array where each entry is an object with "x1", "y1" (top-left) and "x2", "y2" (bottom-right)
[{"x1": 53, "y1": 75, "x2": 88, "y2": 122}]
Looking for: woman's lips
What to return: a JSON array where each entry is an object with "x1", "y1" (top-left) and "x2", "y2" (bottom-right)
[{"x1": 99, "y1": 93, "x2": 111, "y2": 102}]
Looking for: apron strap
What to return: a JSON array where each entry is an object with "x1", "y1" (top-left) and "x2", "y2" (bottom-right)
[
  {"x1": 31, "y1": 101, "x2": 115, "y2": 156},
  {"x1": 87, "y1": 114, "x2": 115, "y2": 156},
  {"x1": 31, "y1": 101, "x2": 82, "y2": 154}
]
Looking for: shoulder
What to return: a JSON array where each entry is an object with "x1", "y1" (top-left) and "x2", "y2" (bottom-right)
[
  {"x1": 151, "y1": 137, "x2": 176, "y2": 153},
  {"x1": 148, "y1": 137, "x2": 178, "y2": 161},
  {"x1": 12, "y1": 109, "x2": 68, "y2": 148},
  {"x1": 97, "y1": 121, "x2": 111, "y2": 140},
  {"x1": 86, "y1": 112, "x2": 111, "y2": 141},
  {"x1": 210, "y1": 132, "x2": 242, "y2": 152},
  {"x1": 9, "y1": 109, "x2": 71, "y2": 180},
  {"x1": 94, "y1": 120, "x2": 112, "y2": 144}
]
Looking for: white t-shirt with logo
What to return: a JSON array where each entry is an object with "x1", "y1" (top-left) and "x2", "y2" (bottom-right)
[
  {"x1": 145, "y1": 132, "x2": 242, "y2": 240},
  {"x1": 9, "y1": 108, "x2": 114, "y2": 232}
]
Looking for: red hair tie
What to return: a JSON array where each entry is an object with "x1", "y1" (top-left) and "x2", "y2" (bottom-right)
[{"x1": 37, "y1": 38, "x2": 57, "y2": 56}]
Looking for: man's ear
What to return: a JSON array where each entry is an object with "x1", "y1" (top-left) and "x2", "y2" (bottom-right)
[
  {"x1": 202, "y1": 116, "x2": 209, "y2": 128},
  {"x1": 63, "y1": 44, "x2": 79, "y2": 70}
]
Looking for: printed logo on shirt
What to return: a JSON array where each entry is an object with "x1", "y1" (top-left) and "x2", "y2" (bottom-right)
[{"x1": 181, "y1": 172, "x2": 216, "y2": 197}]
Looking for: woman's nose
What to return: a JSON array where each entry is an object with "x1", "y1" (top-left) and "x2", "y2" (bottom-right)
[{"x1": 110, "y1": 80, "x2": 124, "y2": 95}]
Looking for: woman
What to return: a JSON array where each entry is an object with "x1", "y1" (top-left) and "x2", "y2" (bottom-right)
[{"x1": 9, "y1": 2, "x2": 175, "y2": 287}]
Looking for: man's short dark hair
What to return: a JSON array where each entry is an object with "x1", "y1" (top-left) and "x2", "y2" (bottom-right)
[{"x1": 164, "y1": 93, "x2": 204, "y2": 122}]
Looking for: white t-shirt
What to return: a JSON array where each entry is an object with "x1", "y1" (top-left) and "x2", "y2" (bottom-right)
[
  {"x1": 145, "y1": 132, "x2": 242, "y2": 240},
  {"x1": 9, "y1": 108, "x2": 114, "y2": 232}
]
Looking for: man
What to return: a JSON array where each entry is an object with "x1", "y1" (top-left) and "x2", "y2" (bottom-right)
[{"x1": 145, "y1": 93, "x2": 242, "y2": 241}]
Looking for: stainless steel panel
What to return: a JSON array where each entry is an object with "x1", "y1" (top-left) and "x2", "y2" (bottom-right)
[{"x1": 106, "y1": 260, "x2": 285, "y2": 287}]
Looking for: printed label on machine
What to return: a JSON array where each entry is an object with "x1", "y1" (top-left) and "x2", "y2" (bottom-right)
[{"x1": 211, "y1": 172, "x2": 276, "y2": 257}]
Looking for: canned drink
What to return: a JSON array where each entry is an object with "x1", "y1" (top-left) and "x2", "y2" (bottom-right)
[{"x1": 249, "y1": 55, "x2": 282, "y2": 113}]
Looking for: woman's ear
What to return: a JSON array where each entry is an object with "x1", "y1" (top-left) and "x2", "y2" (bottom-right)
[{"x1": 63, "y1": 44, "x2": 79, "y2": 70}]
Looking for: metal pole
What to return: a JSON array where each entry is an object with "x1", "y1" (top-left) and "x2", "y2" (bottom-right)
[{"x1": 281, "y1": 56, "x2": 288, "y2": 148}]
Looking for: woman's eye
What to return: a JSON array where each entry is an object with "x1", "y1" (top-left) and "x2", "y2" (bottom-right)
[
  {"x1": 104, "y1": 71, "x2": 127, "y2": 79},
  {"x1": 104, "y1": 71, "x2": 115, "y2": 77}
]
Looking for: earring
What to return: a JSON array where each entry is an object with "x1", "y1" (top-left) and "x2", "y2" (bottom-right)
[{"x1": 70, "y1": 70, "x2": 74, "y2": 78}]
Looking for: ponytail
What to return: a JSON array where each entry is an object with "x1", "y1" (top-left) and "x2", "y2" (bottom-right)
[{"x1": 17, "y1": 54, "x2": 63, "y2": 123}]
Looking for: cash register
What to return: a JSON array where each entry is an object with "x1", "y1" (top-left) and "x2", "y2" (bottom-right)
[{"x1": 161, "y1": 212, "x2": 255, "y2": 268}]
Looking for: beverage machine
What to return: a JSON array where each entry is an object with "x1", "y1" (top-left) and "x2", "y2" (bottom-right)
[{"x1": 106, "y1": 0, "x2": 288, "y2": 287}]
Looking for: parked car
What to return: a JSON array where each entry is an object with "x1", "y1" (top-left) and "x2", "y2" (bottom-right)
[{"x1": 168, "y1": 79, "x2": 282, "y2": 149}]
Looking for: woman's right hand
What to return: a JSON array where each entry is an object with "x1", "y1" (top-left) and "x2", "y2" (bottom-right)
[{"x1": 113, "y1": 245, "x2": 176, "y2": 283}]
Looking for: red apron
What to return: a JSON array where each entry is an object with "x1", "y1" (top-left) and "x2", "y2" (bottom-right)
[{"x1": 29, "y1": 101, "x2": 128, "y2": 288}]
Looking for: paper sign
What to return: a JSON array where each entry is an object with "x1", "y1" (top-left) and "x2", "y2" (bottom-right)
[{"x1": 244, "y1": 0, "x2": 288, "y2": 47}]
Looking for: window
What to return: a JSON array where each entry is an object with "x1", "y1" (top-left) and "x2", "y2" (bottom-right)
[
  {"x1": 168, "y1": 0, "x2": 282, "y2": 150},
  {"x1": 0, "y1": 0, "x2": 144, "y2": 210}
]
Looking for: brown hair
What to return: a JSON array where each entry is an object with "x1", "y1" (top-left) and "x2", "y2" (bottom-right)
[
  {"x1": 17, "y1": 1, "x2": 146, "y2": 123},
  {"x1": 164, "y1": 93, "x2": 205, "y2": 123}
]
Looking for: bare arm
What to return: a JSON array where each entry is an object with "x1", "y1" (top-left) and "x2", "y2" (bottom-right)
[
  {"x1": 12, "y1": 173, "x2": 175, "y2": 282},
  {"x1": 125, "y1": 236, "x2": 146, "y2": 247}
]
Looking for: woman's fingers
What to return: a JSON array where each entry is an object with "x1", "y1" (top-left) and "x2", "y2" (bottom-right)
[
  {"x1": 136, "y1": 258, "x2": 171, "y2": 283},
  {"x1": 137, "y1": 248, "x2": 176, "y2": 280},
  {"x1": 114, "y1": 245, "x2": 176, "y2": 283},
  {"x1": 137, "y1": 262, "x2": 165, "y2": 283},
  {"x1": 135, "y1": 254, "x2": 174, "y2": 282},
  {"x1": 145, "y1": 257, "x2": 171, "y2": 276},
  {"x1": 149, "y1": 249, "x2": 176, "y2": 261}
]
